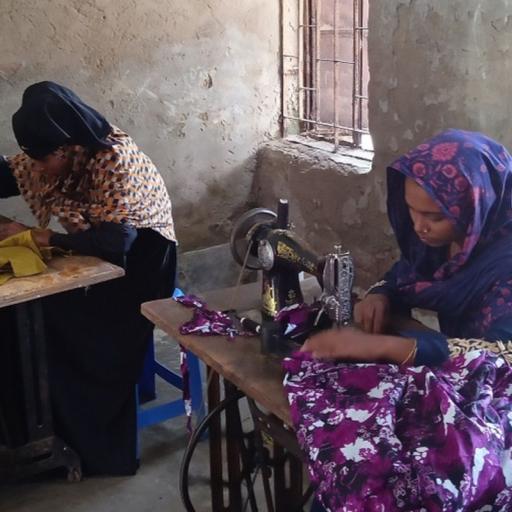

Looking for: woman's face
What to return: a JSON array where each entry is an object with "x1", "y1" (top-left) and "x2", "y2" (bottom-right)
[
  {"x1": 32, "y1": 147, "x2": 73, "y2": 177},
  {"x1": 404, "y1": 178, "x2": 463, "y2": 248}
]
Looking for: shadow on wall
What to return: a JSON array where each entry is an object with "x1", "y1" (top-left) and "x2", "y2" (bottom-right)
[
  {"x1": 178, "y1": 243, "x2": 256, "y2": 295},
  {"x1": 173, "y1": 156, "x2": 258, "y2": 251},
  {"x1": 175, "y1": 157, "x2": 262, "y2": 294},
  {"x1": 250, "y1": 140, "x2": 399, "y2": 288}
]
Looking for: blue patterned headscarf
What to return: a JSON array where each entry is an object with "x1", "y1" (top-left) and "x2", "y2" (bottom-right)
[{"x1": 386, "y1": 129, "x2": 512, "y2": 337}]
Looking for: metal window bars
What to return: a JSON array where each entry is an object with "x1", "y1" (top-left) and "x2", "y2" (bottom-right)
[{"x1": 280, "y1": 0, "x2": 370, "y2": 151}]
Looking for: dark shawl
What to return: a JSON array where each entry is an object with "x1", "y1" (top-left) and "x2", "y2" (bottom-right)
[{"x1": 12, "y1": 81, "x2": 112, "y2": 159}]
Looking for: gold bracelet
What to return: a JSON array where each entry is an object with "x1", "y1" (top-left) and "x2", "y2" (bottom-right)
[
  {"x1": 364, "y1": 280, "x2": 388, "y2": 298},
  {"x1": 400, "y1": 340, "x2": 417, "y2": 366}
]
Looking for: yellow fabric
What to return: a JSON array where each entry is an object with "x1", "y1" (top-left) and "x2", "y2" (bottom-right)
[{"x1": 0, "y1": 230, "x2": 47, "y2": 285}]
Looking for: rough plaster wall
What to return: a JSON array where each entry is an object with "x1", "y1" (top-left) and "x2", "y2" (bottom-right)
[
  {"x1": 369, "y1": 0, "x2": 512, "y2": 209},
  {"x1": 256, "y1": 0, "x2": 512, "y2": 287},
  {"x1": 0, "y1": 0, "x2": 280, "y2": 249},
  {"x1": 253, "y1": 142, "x2": 396, "y2": 288}
]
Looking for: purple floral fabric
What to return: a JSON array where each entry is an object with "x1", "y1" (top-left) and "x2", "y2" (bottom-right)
[
  {"x1": 283, "y1": 352, "x2": 512, "y2": 511},
  {"x1": 275, "y1": 302, "x2": 323, "y2": 339},
  {"x1": 175, "y1": 294, "x2": 240, "y2": 338},
  {"x1": 179, "y1": 347, "x2": 193, "y2": 431},
  {"x1": 386, "y1": 129, "x2": 512, "y2": 337}
]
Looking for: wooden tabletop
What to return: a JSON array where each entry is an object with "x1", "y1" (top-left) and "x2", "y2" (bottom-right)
[
  {"x1": 0, "y1": 255, "x2": 125, "y2": 308},
  {"x1": 141, "y1": 278, "x2": 322, "y2": 427}
]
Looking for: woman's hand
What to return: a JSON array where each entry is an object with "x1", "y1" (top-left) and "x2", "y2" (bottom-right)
[
  {"x1": 353, "y1": 293, "x2": 390, "y2": 334},
  {"x1": 300, "y1": 326, "x2": 384, "y2": 362},
  {"x1": 31, "y1": 229, "x2": 53, "y2": 247},
  {"x1": 0, "y1": 221, "x2": 52, "y2": 247},
  {"x1": 0, "y1": 221, "x2": 28, "y2": 241},
  {"x1": 300, "y1": 326, "x2": 417, "y2": 365},
  {"x1": 59, "y1": 219, "x2": 80, "y2": 234}
]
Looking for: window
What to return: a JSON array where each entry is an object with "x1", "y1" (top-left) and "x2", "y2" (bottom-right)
[{"x1": 281, "y1": 0, "x2": 371, "y2": 151}]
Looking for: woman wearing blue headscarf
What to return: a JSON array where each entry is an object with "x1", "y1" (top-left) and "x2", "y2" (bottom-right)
[
  {"x1": 303, "y1": 129, "x2": 512, "y2": 365},
  {"x1": 293, "y1": 129, "x2": 512, "y2": 511}
]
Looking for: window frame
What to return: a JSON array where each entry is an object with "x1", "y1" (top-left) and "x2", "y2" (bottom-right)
[{"x1": 280, "y1": 0, "x2": 370, "y2": 152}]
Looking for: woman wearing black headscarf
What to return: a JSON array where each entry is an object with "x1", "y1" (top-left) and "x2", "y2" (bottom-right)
[{"x1": 0, "y1": 81, "x2": 177, "y2": 475}]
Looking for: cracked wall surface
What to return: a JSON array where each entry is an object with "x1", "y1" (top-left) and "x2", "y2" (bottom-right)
[
  {"x1": 253, "y1": 141, "x2": 395, "y2": 288},
  {"x1": 0, "y1": 0, "x2": 281, "y2": 249},
  {"x1": 255, "y1": 0, "x2": 512, "y2": 287},
  {"x1": 369, "y1": 0, "x2": 512, "y2": 184},
  {"x1": 3, "y1": 0, "x2": 512, "y2": 280}
]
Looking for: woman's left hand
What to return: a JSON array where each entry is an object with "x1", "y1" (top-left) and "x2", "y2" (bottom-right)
[
  {"x1": 0, "y1": 221, "x2": 28, "y2": 241},
  {"x1": 31, "y1": 229, "x2": 53, "y2": 247},
  {"x1": 300, "y1": 326, "x2": 383, "y2": 362},
  {"x1": 59, "y1": 219, "x2": 81, "y2": 234}
]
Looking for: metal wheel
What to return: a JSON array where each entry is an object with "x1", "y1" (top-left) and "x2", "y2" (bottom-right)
[
  {"x1": 230, "y1": 208, "x2": 277, "y2": 270},
  {"x1": 180, "y1": 391, "x2": 261, "y2": 512}
]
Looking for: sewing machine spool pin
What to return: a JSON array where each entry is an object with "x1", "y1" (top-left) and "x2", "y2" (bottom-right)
[{"x1": 276, "y1": 199, "x2": 289, "y2": 229}]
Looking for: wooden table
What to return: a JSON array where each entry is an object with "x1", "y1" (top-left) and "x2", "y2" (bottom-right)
[
  {"x1": 142, "y1": 281, "x2": 295, "y2": 426},
  {"x1": 142, "y1": 278, "x2": 321, "y2": 511},
  {"x1": 0, "y1": 255, "x2": 125, "y2": 308},
  {"x1": 0, "y1": 254, "x2": 124, "y2": 481}
]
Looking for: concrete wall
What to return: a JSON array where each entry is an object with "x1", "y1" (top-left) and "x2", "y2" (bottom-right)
[
  {"x1": 369, "y1": 0, "x2": 512, "y2": 195},
  {"x1": 255, "y1": 0, "x2": 512, "y2": 288},
  {"x1": 0, "y1": 0, "x2": 280, "y2": 249},
  {"x1": 3, "y1": 0, "x2": 511, "y2": 285},
  {"x1": 253, "y1": 140, "x2": 395, "y2": 288}
]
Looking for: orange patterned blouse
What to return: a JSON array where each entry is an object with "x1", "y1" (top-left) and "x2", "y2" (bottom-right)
[{"x1": 7, "y1": 126, "x2": 176, "y2": 242}]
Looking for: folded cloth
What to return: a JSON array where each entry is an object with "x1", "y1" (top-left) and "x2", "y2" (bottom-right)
[{"x1": 0, "y1": 230, "x2": 46, "y2": 285}]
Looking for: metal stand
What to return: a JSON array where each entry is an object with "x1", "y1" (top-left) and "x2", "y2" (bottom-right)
[
  {"x1": 208, "y1": 374, "x2": 255, "y2": 511},
  {"x1": 247, "y1": 398, "x2": 313, "y2": 511},
  {"x1": 0, "y1": 300, "x2": 81, "y2": 482},
  {"x1": 180, "y1": 369, "x2": 313, "y2": 511}
]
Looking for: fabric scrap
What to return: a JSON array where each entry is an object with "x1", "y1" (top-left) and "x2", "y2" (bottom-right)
[
  {"x1": 0, "y1": 230, "x2": 46, "y2": 285},
  {"x1": 175, "y1": 294, "x2": 239, "y2": 339}
]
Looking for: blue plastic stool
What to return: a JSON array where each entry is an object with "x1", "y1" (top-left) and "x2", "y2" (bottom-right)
[{"x1": 136, "y1": 289, "x2": 205, "y2": 453}]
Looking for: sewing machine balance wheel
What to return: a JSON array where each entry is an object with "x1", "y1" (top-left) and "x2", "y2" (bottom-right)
[{"x1": 230, "y1": 208, "x2": 277, "y2": 270}]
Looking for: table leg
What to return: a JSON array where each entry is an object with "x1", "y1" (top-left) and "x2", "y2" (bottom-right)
[
  {"x1": 205, "y1": 369, "x2": 258, "y2": 512},
  {"x1": 273, "y1": 443, "x2": 304, "y2": 511},
  {"x1": 207, "y1": 367, "x2": 225, "y2": 510},
  {"x1": 223, "y1": 380, "x2": 244, "y2": 511},
  {"x1": 0, "y1": 300, "x2": 81, "y2": 481},
  {"x1": 16, "y1": 300, "x2": 52, "y2": 439}
]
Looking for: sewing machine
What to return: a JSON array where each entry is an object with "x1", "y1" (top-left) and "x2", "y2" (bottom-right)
[{"x1": 230, "y1": 199, "x2": 354, "y2": 355}]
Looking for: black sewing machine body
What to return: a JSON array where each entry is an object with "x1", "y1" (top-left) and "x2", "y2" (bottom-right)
[
  {"x1": 230, "y1": 199, "x2": 354, "y2": 356},
  {"x1": 256, "y1": 227, "x2": 326, "y2": 354}
]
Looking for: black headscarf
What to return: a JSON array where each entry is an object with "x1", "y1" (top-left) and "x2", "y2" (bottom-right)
[{"x1": 12, "y1": 81, "x2": 113, "y2": 160}]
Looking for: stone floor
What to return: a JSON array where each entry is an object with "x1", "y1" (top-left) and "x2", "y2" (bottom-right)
[
  {"x1": 0, "y1": 333, "x2": 232, "y2": 512},
  {"x1": 0, "y1": 244, "x2": 312, "y2": 511}
]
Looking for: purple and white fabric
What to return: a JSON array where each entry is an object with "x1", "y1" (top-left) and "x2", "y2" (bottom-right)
[{"x1": 283, "y1": 351, "x2": 512, "y2": 511}]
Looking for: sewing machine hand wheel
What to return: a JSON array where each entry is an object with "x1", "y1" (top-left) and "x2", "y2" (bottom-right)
[{"x1": 230, "y1": 208, "x2": 277, "y2": 270}]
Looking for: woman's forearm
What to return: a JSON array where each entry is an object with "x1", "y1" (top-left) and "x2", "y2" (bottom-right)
[
  {"x1": 301, "y1": 327, "x2": 417, "y2": 365},
  {"x1": 377, "y1": 335, "x2": 417, "y2": 365}
]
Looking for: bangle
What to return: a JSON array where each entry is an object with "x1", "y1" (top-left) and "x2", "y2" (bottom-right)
[
  {"x1": 400, "y1": 339, "x2": 417, "y2": 366},
  {"x1": 364, "y1": 280, "x2": 387, "y2": 298}
]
